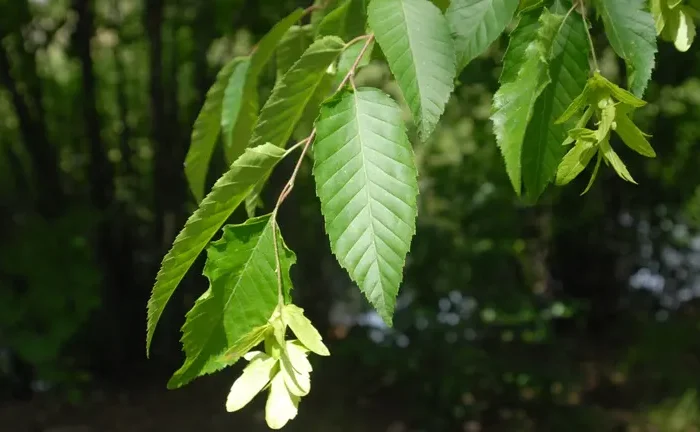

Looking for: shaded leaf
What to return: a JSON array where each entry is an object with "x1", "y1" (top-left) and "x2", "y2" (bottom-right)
[{"x1": 276, "y1": 25, "x2": 313, "y2": 82}]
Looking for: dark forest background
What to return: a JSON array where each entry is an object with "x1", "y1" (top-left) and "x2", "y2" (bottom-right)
[{"x1": 2, "y1": 0, "x2": 700, "y2": 430}]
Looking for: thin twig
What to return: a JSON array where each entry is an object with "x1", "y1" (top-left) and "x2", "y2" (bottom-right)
[
  {"x1": 269, "y1": 34, "x2": 375, "y2": 303},
  {"x1": 578, "y1": 0, "x2": 600, "y2": 72}
]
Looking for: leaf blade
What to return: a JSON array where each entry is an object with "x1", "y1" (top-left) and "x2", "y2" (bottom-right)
[
  {"x1": 146, "y1": 144, "x2": 287, "y2": 356},
  {"x1": 595, "y1": 0, "x2": 657, "y2": 97},
  {"x1": 368, "y1": 0, "x2": 457, "y2": 140},
  {"x1": 447, "y1": 0, "x2": 519, "y2": 71},
  {"x1": 313, "y1": 88, "x2": 418, "y2": 325}
]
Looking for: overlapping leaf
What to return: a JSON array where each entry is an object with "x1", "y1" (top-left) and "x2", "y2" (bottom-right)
[
  {"x1": 221, "y1": 57, "x2": 255, "y2": 157},
  {"x1": 184, "y1": 57, "x2": 242, "y2": 202},
  {"x1": 312, "y1": 88, "x2": 418, "y2": 325},
  {"x1": 595, "y1": 0, "x2": 657, "y2": 97},
  {"x1": 146, "y1": 144, "x2": 287, "y2": 355},
  {"x1": 276, "y1": 25, "x2": 313, "y2": 82},
  {"x1": 521, "y1": 6, "x2": 590, "y2": 201},
  {"x1": 245, "y1": 36, "x2": 345, "y2": 216},
  {"x1": 446, "y1": 0, "x2": 519, "y2": 71},
  {"x1": 367, "y1": 0, "x2": 457, "y2": 141},
  {"x1": 491, "y1": 9, "x2": 563, "y2": 195},
  {"x1": 167, "y1": 215, "x2": 296, "y2": 389},
  {"x1": 316, "y1": 0, "x2": 367, "y2": 39}
]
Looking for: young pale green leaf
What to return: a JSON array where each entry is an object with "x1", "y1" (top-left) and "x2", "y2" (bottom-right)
[
  {"x1": 245, "y1": 36, "x2": 346, "y2": 216},
  {"x1": 224, "y1": 9, "x2": 306, "y2": 164},
  {"x1": 446, "y1": 0, "x2": 519, "y2": 71},
  {"x1": 225, "y1": 354, "x2": 277, "y2": 412},
  {"x1": 146, "y1": 144, "x2": 286, "y2": 356},
  {"x1": 367, "y1": 0, "x2": 457, "y2": 141},
  {"x1": 563, "y1": 108, "x2": 594, "y2": 145},
  {"x1": 673, "y1": 6, "x2": 696, "y2": 52},
  {"x1": 599, "y1": 138, "x2": 637, "y2": 184},
  {"x1": 555, "y1": 140, "x2": 597, "y2": 186},
  {"x1": 521, "y1": 8, "x2": 590, "y2": 201},
  {"x1": 313, "y1": 88, "x2": 418, "y2": 326},
  {"x1": 596, "y1": 100, "x2": 616, "y2": 142},
  {"x1": 265, "y1": 372, "x2": 299, "y2": 430},
  {"x1": 280, "y1": 352, "x2": 310, "y2": 397},
  {"x1": 167, "y1": 214, "x2": 296, "y2": 389},
  {"x1": 615, "y1": 110, "x2": 656, "y2": 157},
  {"x1": 184, "y1": 58, "x2": 240, "y2": 202},
  {"x1": 283, "y1": 304, "x2": 330, "y2": 356},
  {"x1": 595, "y1": 0, "x2": 657, "y2": 97},
  {"x1": 276, "y1": 25, "x2": 313, "y2": 82},
  {"x1": 581, "y1": 151, "x2": 603, "y2": 194},
  {"x1": 491, "y1": 9, "x2": 563, "y2": 195}
]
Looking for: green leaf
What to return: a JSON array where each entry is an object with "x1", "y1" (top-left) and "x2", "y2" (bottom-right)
[
  {"x1": 283, "y1": 304, "x2": 330, "y2": 356},
  {"x1": 245, "y1": 36, "x2": 346, "y2": 216},
  {"x1": 595, "y1": 0, "x2": 657, "y2": 97},
  {"x1": 276, "y1": 25, "x2": 313, "y2": 82},
  {"x1": 491, "y1": 9, "x2": 563, "y2": 195},
  {"x1": 313, "y1": 88, "x2": 418, "y2": 325},
  {"x1": 224, "y1": 8, "x2": 306, "y2": 164},
  {"x1": 167, "y1": 214, "x2": 296, "y2": 389},
  {"x1": 593, "y1": 72, "x2": 647, "y2": 107},
  {"x1": 225, "y1": 354, "x2": 277, "y2": 412},
  {"x1": 367, "y1": 0, "x2": 457, "y2": 140},
  {"x1": 447, "y1": 0, "x2": 519, "y2": 71},
  {"x1": 521, "y1": 8, "x2": 590, "y2": 201},
  {"x1": 581, "y1": 151, "x2": 603, "y2": 194},
  {"x1": 146, "y1": 144, "x2": 287, "y2": 356},
  {"x1": 316, "y1": 0, "x2": 367, "y2": 39},
  {"x1": 334, "y1": 37, "x2": 374, "y2": 88},
  {"x1": 555, "y1": 140, "x2": 598, "y2": 185},
  {"x1": 498, "y1": 9, "x2": 541, "y2": 84},
  {"x1": 221, "y1": 57, "x2": 256, "y2": 156},
  {"x1": 183, "y1": 57, "x2": 240, "y2": 202},
  {"x1": 599, "y1": 138, "x2": 637, "y2": 183},
  {"x1": 615, "y1": 110, "x2": 656, "y2": 157}
]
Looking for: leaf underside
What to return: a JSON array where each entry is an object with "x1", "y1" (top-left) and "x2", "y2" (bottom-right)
[
  {"x1": 368, "y1": 0, "x2": 457, "y2": 141},
  {"x1": 313, "y1": 88, "x2": 419, "y2": 325},
  {"x1": 146, "y1": 144, "x2": 286, "y2": 356}
]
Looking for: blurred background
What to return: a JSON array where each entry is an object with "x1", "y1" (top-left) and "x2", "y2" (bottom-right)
[{"x1": 2, "y1": 0, "x2": 700, "y2": 431}]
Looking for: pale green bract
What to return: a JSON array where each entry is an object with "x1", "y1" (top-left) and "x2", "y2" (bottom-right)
[
  {"x1": 145, "y1": 144, "x2": 286, "y2": 356},
  {"x1": 446, "y1": 0, "x2": 519, "y2": 71},
  {"x1": 245, "y1": 36, "x2": 346, "y2": 217},
  {"x1": 312, "y1": 88, "x2": 418, "y2": 325},
  {"x1": 167, "y1": 214, "x2": 296, "y2": 389},
  {"x1": 521, "y1": 5, "x2": 590, "y2": 201},
  {"x1": 595, "y1": 0, "x2": 658, "y2": 97},
  {"x1": 367, "y1": 0, "x2": 457, "y2": 141},
  {"x1": 283, "y1": 304, "x2": 330, "y2": 356},
  {"x1": 491, "y1": 9, "x2": 564, "y2": 195}
]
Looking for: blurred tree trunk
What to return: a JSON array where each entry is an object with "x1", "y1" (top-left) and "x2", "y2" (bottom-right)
[{"x1": 0, "y1": 44, "x2": 63, "y2": 217}]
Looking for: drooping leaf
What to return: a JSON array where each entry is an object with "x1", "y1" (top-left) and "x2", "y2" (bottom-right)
[
  {"x1": 599, "y1": 138, "x2": 637, "y2": 183},
  {"x1": 146, "y1": 144, "x2": 287, "y2": 356},
  {"x1": 615, "y1": 109, "x2": 656, "y2": 157},
  {"x1": 245, "y1": 36, "x2": 346, "y2": 216},
  {"x1": 184, "y1": 57, "x2": 241, "y2": 202},
  {"x1": 224, "y1": 8, "x2": 306, "y2": 164},
  {"x1": 265, "y1": 372, "x2": 299, "y2": 429},
  {"x1": 521, "y1": 7, "x2": 590, "y2": 201},
  {"x1": 595, "y1": 0, "x2": 657, "y2": 97},
  {"x1": 367, "y1": 0, "x2": 457, "y2": 140},
  {"x1": 312, "y1": 88, "x2": 419, "y2": 325},
  {"x1": 276, "y1": 25, "x2": 313, "y2": 82},
  {"x1": 221, "y1": 57, "x2": 255, "y2": 155},
  {"x1": 446, "y1": 0, "x2": 519, "y2": 71},
  {"x1": 491, "y1": 9, "x2": 564, "y2": 195},
  {"x1": 167, "y1": 214, "x2": 296, "y2": 389},
  {"x1": 581, "y1": 151, "x2": 603, "y2": 194},
  {"x1": 283, "y1": 304, "x2": 330, "y2": 356},
  {"x1": 555, "y1": 140, "x2": 598, "y2": 185}
]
